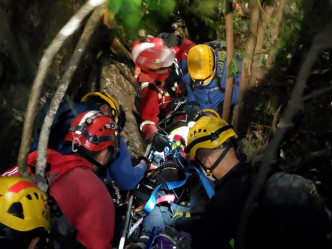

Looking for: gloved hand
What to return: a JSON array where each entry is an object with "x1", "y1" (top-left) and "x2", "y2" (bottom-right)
[
  {"x1": 183, "y1": 101, "x2": 201, "y2": 121},
  {"x1": 151, "y1": 132, "x2": 171, "y2": 152}
]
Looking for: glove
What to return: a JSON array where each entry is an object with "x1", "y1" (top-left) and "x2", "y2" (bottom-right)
[
  {"x1": 183, "y1": 101, "x2": 201, "y2": 121},
  {"x1": 151, "y1": 133, "x2": 171, "y2": 152}
]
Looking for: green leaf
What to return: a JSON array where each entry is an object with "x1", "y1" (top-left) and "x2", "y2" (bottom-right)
[
  {"x1": 12, "y1": 108, "x2": 25, "y2": 124},
  {"x1": 159, "y1": 0, "x2": 176, "y2": 16},
  {"x1": 108, "y1": 0, "x2": 122, "y2": 15},
  {"x1": 227, "y1": 59, "x2": 238, "y2": 77}
]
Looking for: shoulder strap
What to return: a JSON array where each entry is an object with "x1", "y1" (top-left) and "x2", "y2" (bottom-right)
[
  {"x1": 216, "y1": 73, "x2": 225, "y2": 94},
  {"x1": 48, "y1": 195, "x2": 85, "y2": 249},
  {"x1": 148, "y1": 83, "x2": 161, "y2": 94},
  {"x1": 187, "y1": 163, "x2": 215, "y2": 199}
]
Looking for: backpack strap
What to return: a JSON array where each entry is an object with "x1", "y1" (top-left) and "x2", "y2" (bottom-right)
[{"x1": 48, "y1": 195, "x2": 85, "y2": 249}]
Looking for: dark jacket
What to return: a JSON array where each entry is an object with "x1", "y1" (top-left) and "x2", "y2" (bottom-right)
[{"x1": 175, "y1": 162, "x2": 331, "y2": 249}]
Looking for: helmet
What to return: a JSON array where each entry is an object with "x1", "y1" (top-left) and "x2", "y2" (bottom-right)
[
  {"x1": 131, "y1": 36, "x2": 175, "y2": 81},
  {"x1": 187, "y1": 44, "x2": 216, "y2": 85},
  {"x1": 186, "y1": 116, "x2": 236, "y2": 159},
  {"x1": 193, "y1": 108, "x2": 221, "y2": 121},
  {"x1": 0, "y1": 176, "x2": 49, "y2": 233},
  {"x1": 64, "y1": 110, "x2": 118, "y2": 152},
  {"x1": 81, "y1": 92, "x2": 120, "y2": 123}
]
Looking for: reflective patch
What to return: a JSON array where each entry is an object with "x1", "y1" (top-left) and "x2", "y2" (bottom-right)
[{"x1": 218, "y1": 50, "x2": 226, "y2": 73}]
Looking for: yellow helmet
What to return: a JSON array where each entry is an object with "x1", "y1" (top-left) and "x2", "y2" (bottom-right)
[
  {"x1": 187, "y1": 44, "x2": 216, "y2": 85},
  {"x1": 0, "y1": 176, "x2": 50, "y2": 232},
  {"x1": 186, "y1": 116, "x2": 237, "y2": 159},
  {"x1": 81, "y1": 92, "x2": 120, "y2": 123},
  {"x1": 194, "y1": 108, "x2": 221, "y2": 121}
]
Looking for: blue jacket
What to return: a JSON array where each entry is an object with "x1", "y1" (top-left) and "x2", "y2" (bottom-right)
[
  {"x1": 182, "y1": 54, "x2": 242, "y2": 111},
  {"x1": 30, "y1": 99, "x2": 146, "y2": 191}
]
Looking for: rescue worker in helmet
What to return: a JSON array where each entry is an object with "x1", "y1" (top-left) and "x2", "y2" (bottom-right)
[
  {"x1": 182, "y1": 44, "x2": 242, "y2": 117},
  {"x1": 20, "y1": 91, "x2": 148, "y2": 191},
  {"x1": 173, "y1": 114, "x2": 331, "y2": 249},
  {"x1": 0, "y1": 176, "x2": 49, "y2": 249},
  {"x1": 30, "y1": 111, "x2": 116, "y2": 249},
  {"x1": 132, "y1": 35, "x2": 194, "y2": 152}
]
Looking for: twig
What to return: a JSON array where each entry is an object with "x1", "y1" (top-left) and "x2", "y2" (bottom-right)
[
  {"x1": 235, "y1": 23, "x2": 332, "y2": 249},
  {"x1": 302, "y1": 85, "x2": 332, "y2": 101},
  {"x1": 17, "y1": 0, "x2": 107, "y2": 177},
  {"x1": 35, "y1": 6, "x2": 105, "y2": 190},
  {"x1": 271, "y1": 104, "x2": 282, "y2": 134}
]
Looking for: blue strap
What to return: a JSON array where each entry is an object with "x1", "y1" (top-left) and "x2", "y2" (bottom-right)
[
  {"x1": 142, "y1": 173, "x2": 190, "y2": 214},
  {"x1": 187, "y1": 163, "x2": 215, "y2": 199}
]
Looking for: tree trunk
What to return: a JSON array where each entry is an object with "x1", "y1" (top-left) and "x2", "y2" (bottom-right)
[
  {"x1": 250, "y1": 2, "x2": 275, "y2": 83},
  {"x1": 266, "y1": 0, "x2": 286, "y2": 70},
  {"x1": 222, "y1": 0, "x2": 235, "y2": 122},
  {"x1": 238, "y1": 0, "x2": 262, "y2": 99},
  {"x1": 233, "y1": 0, "x2": 263, "y2": 131}
]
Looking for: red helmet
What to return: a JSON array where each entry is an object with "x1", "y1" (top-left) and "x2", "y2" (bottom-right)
[
  {"x1": 131, "y1": 36, "x2": 175, "y2": 81},
  {"x1": 64, "y1": 111, "x2": 118, "y2": 152}
]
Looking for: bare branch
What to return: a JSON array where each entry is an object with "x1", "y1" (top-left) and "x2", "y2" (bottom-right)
[
  {"x1": 17, "y1": 0, "x2": 107, "y2": 177},
  {"x1": 271, "y1": 104, "x2": 282, "y2": 134},
  {"x1": 35, "y1": 6, "x2": 105, "y2": 190},
  {"x1": 302, "y1": 85, "x2": 332, "y2": 101}
]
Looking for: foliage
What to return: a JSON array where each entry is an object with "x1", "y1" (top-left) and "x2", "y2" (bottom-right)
[
  {"x1": 106, "y1": 0, "x2": 177, "y2": 39},
  {"x1": 12, "y1": 108, "x2": 25, "y2": 124}
]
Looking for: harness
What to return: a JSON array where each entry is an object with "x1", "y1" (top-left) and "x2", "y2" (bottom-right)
[
  {"x1": 133, "y1": 160, "x2": 216, "y2": 216},
  {"x1": 145, "y1": 82, "x2": 171, "y2": 106},
  {"x1": 48, "y1": 196, "x2": 85, "y2": 249},
  {"x1": 189, "y1": 73, "x2": 225, "y2": 94}
]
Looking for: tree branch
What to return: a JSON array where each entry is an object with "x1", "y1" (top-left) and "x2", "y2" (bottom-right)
[
  {"x1": 35, "y1": 6, "x2": 105, "y2": 190},
  {"x1": 16, "y1": 0, "x2": 106, "y2": 177},
  {"x1": 302, "y1": 85, "x2": 332, "y2": 101}
]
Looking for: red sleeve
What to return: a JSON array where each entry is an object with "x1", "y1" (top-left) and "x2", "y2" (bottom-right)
[
  {"x1": 141, "y1": 124, "x2": 158, "y2": 141},
  {"x1": 1, "y1": 166, "x2": 19, "y2": 176},
  {"x1": 139, "y1": 86, "x2": 160, "y2": 140},
  {"x1": 49, "y1": 167, "x2": 114, "y2": 249}
]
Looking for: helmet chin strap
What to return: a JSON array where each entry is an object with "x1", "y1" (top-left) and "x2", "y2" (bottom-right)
[{"x1": 207, "y1": 143, "x2": 231, "y2": 175}]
